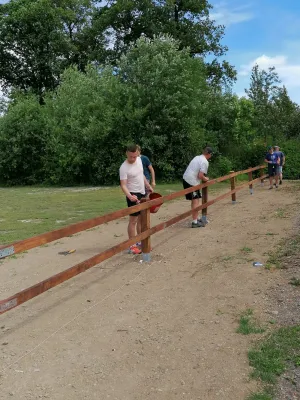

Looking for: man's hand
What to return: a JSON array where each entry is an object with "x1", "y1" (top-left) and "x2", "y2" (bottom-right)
[
  {"x1": 147, "y1": 184, "x2": 153, "y2": 193},
  {"x1": 129, "y1": 194, "x2": 139, "y2": 203},
  {"x1": 151, "y1": 181, "x2": 156, "y2": 188}
]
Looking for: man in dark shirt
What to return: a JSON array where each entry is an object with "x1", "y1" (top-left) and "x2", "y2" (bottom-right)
[
  {"x1": 274, "y1": 145, "x2": 285, "y2": 185},
  {"x1": 264, "y1": 146, "x2": 280, "y2": 189},
  {"x1": 137, "y1": 145, "x2": 156, "y2": 196}
]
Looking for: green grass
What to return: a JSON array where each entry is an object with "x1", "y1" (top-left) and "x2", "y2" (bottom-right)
[
  {"x1": 0, "y1": 182, "x2": 229, "y2": 244},
  {"x1": 236, "y1": 309, "x2": 265, "y2": 335},
  {"x1": 289, "y1": 277, "x2": 300, "y2": 287},
  {"x1": 246, "y1": 392, "x2": 272, "y2": 400},
  {"x1": 266, "y1": 234, "x2": 300, "y2": 269},
  {"x1": 240, "y1": 246, "x2": 253, "y2": 253},
  {"x1": 249, "y1": 326, "x2": 300, "y2": 384},
  {"x1": 275, "y1": 208, "x2": 286, "y2": 218}
]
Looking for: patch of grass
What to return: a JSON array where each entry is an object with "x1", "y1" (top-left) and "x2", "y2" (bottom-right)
[
  {"x1": 248, "y1": 326, "x2": 300, "y2": 384},
  {"x1": 266, "y1": 234, "x2": 300, "y2": 269},
  {"x1": 236, "y1": 309, "x2": 265, "y2": 335},
  {"x1": 221, "y1": 255, "x2": 234, "y2": 261},
  {"x1": 241, "y1": 246, "x2": 253, "y2": 253},
  {"x1": 289, "y1": 277, "x2": 300, "y2": 287},
  {"x1": 246, "y1": 392, "x2": 272, "y2": 400},
  {"x1": 275, "y1": 208, "x2": 286, "y2": 218}
]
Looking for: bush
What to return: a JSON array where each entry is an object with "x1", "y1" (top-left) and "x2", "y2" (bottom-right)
[
  {"x1": 280, "y1": 140, "x2": 300, "y2": 179},
  {"x1": 209, "y1": 155, "x2": 233, "y2": 178},
  {"x1": 0, "y1": 95, "x2": 48, "y2": 185}
]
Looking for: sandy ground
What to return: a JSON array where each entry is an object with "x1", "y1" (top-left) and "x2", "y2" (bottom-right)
[{"x1": 0, "y1": 181, "x2": 299, "y2": 400}]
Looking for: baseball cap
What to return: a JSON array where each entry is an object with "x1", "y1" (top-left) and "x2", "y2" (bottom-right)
[
  {"x1": 267, "y1": 146, "x2": 273, "y2": 150},
  {"x1": 274, "y1": 145, "x2": 280, "y2": 148}
]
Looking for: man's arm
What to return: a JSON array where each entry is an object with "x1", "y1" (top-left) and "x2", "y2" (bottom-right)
[
  {"x1": 144, "y1": 176, "x2": 153, "y2": 192},
  {"x1": 198, "y1": 171, "x2": 209, "y2": 182},
  {"x1": 120, "y1": 180, "x2": 138, "y2": 202},
  {"x1": 264, "y1": 158, "x2": 271, "y2": 164},
  {"x1": 148, "y1": 165, "x2": 156, "y2": 187},
  {"x1": 282, "y1": 154, "x2": 286, "y2": 165}
]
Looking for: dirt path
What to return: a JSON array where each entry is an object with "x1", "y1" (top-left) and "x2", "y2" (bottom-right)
[{"x1": 0, "y1": 182, "x2": 299, "y2": 400}]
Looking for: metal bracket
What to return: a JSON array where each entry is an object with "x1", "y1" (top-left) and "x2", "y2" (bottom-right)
[
  {"x1": 0, "y1": 298, "x2": 17, "y2": 313},
  {"x1": 142, "y1": 253, "x2": 151, "y2": 262},
  {"x1": 0, "y1": 246, "x2": 15, "y2": 259}
]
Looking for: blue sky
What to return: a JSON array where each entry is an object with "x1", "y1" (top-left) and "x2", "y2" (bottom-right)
[
  {"x1": 1, "y1": 0, "x2": 300, "y2": 103},
  {"x1": 209, "y1": 0, "x2": 300, "y2": 102}
]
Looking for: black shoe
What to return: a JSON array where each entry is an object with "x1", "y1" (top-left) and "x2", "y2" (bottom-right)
[
  {"x1": 279, "y1": 180, "x2": 282, "y2": 185},
  {"x1": 192, "y1": 221, "x2": 205, "y2": 228}
]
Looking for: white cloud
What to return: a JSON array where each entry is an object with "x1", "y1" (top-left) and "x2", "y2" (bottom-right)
[
  {"x1": 239, "y1": 54, "x2": 300, "y2": 87},
  {"x1": 210, "y1": 3, "x2": 254, "y2": 26}
]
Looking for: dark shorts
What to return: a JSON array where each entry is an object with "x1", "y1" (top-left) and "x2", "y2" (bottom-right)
[
  {"x1": 126, "y1": 192, "x2": 145, "y2": 216},
  {"x1": 268, "y1": 164, "x2": 279, "y2": 177},
  {"x1": 183, "y1": 179, "x2": 201, "y2": 201}
]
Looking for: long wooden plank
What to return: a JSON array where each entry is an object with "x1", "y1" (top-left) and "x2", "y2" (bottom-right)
[
  {"x1": 0, "y1": 165, "x2": 266, "y2": 258},
  {"x1": 0, "y1": 175, "x2": 267, "y2": 315}
]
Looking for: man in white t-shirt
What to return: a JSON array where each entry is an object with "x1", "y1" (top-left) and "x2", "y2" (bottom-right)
[
  {"x1": 120, "y1": 144, "x2": 153, "y2": 254},
  {"x1": 183, "y1": 147, "x2": 213, "y2": 228}
]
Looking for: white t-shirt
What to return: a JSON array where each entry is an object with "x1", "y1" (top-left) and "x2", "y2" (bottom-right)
[
  {"x1": 183, "y1": 155, "x2": 209, "y2": 186},
  {"x1": 119, "y1": 157, "x2": 145, "y2": 194}
]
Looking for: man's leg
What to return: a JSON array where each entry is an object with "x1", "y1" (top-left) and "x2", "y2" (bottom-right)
[
  {"x1": 191, "y1": 198, "x2": 200, "y2": 221},
  {"x1": 269, "y1": 176, "x2": 273, "y2": 189},
  {"x1": 128, "y1": 215, "x2": 138, "y2": 238}
]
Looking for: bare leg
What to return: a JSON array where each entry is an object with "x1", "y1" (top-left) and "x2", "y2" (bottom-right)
[
  {"x1": 191, "y1": 198, "x2": 200, "y2": 220},
  {"x1": 137, "y1": 215, "x2": 141, "y2": 234},
  {"x1": 128, "y1": 215, "x2": 138, "y2": 239},
  {"x1": 269, "y1": 177, "x2": 273, "y2": 188}
]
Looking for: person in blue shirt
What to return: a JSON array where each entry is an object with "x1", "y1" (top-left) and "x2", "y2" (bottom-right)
[
  {"x1": 137, "y1": 145, "x2": 156, "y2": 196},
  {"x1": 274, "y1": 145, "x2": 285, "y2": 185},
  {"x1": 264, "y1": 146, "x2": 280, "y2": 189}
]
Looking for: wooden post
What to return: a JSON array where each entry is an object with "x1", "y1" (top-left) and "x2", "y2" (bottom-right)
[
  {"x1": 140, "y1": 199, "x2": 151, "y2": 262},
  {"x1": 201, "y1": 186, "x2": 208, "y2": 225},
  {"x1": 229, "y1": 171, "x2": 236, "y2": 204},
  {"x1": 248, "y1": 168, "x2": 253, "y2": 195},
  {"x1": 260, "y1": 167, "x2": 265, "y2": 186}
]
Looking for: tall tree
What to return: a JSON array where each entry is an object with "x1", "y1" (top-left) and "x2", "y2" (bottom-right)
[
  {"x1": 0, "y1": 0, "x2": 105, "y2": 100},
  {"x1": 94, "y1": 0, "x2": 236, "y2": 85},
  {"x1": 245, "y1": 64, "x2": 281, "y2": 144}
]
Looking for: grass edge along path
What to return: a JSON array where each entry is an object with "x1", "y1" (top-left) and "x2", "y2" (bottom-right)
[
  {"x1": 246, "y1": 325, "x2": 300, "y2": 400},
  {"x1": 0, "y1": 182, "x2": 229, "y2": 245}
]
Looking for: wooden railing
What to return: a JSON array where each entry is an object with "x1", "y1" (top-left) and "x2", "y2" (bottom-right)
[{"x1": 0, "y1": 165, "x2": 267, "y2": 315}]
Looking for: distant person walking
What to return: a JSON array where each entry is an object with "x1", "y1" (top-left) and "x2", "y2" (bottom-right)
[
  {"x1": 137, "y1": 145, "x2": 156, "y2": 197},
  {"x1": 182, "y1": 147, "x2": 212, "y2": 228},
  {"x1": 120, "y1": 144, "x2": 153, "y2": 254},
  {"x1": 274, "y1": 145, "x2": 285, "y2": 185},
  {"x1": 264, "y1": 146, "x2": 280, "y2": 189}
]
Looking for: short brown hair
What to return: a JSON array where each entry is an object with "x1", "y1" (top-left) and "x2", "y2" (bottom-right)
[{"x1": 126, "y1": 144, "x2": 138, "y2": 153}]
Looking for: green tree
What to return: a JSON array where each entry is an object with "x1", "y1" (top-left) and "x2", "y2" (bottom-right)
[
  {"x1": 245, "y1": 64, "x2": 281, "y2": 144},
  {"x1": 0, "y1": 94, "x2": 48, "y2": 184},
  {"x1": 95, "y1": 0, "x2": 236, "y2": 84},
  {"x1": 114, "y1": 35, "x2": 208, "y2": 179},
  {"x1": 0, "y1": 0, "x2": 105, "y2": 100}
]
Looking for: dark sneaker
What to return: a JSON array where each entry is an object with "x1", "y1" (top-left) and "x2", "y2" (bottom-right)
[
  {"x1": 275, "y1": 185, "x2": 279, "y2": 189},
  {"x1": 192, "y1": 221, "x2": 205, "y2": 228},
  {"x1": 279, "y1": 180, "x2": 282, "y2": 185},
  {"x1": 269, "y1": 186, "x2": 273, "y2": 190}
]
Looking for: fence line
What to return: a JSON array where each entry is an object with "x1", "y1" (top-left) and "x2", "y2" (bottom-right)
[{"x1": 0, "y1": 165, "x2": 267, "y2": 315}]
